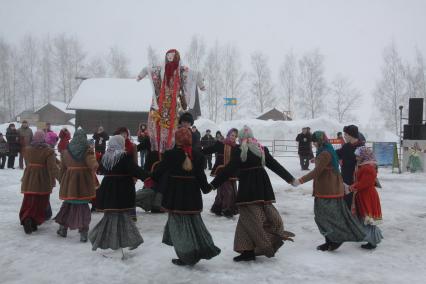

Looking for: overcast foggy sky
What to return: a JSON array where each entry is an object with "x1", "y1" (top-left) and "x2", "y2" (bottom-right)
[{"x1": 1, "y1": 0, "x2": 426, "y2": 126}]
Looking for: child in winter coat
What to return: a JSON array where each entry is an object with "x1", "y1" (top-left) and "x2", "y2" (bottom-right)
[{"x1": 348, "y1": 146, "x2": 383, "y2": 249}]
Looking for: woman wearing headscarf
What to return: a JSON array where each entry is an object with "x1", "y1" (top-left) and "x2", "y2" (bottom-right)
[
  {"x1": 114, "y1": 127, "x2": 139, "y2": 221},
  {"x1": 349, "y1": 146, "x2": 383, "y2": 249},
  {"x1": 89, "y1": 135, "x2": 150, "y2": 255},
  {"x1": 19, "y1": 130, "x2": 59, "y2": 234},
  {"x1": 152, "y1": 127, "x2": 220, "y2": 266},
  {"x1": 210, "y1": 125, "x2": 295, "y2": 262},
  {"x1": 295, "y1": 131, "x2": 366, "y2": 251},
  {"x1": 55, "y1": 129, "x2": 98, "y2": 242},
  {"x1": 202, "y1": 128, "x2": 239, "y2": 217}
]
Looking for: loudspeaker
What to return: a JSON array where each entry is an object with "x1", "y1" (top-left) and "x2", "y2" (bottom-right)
[
  {"x1": 408, "y1": 98, "x2": 424, "y2": 125},
  {"x1": 404, "y1": 124, "x2": 426, "y2": 140}
]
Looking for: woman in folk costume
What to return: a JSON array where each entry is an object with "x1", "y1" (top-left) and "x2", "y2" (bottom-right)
[
  {"x1": 349, "y1": 146, "x2": 383, "y2": 249},
  {"x1": 55, "y1": 129, "x2": 98, "y2": 242},
  {"x1": 202, "y1": 128, "x2": 239, "y2": 217},
  {"x1": 19, "y1": 130, "x2": 59, "y2": 234},
  {"x1": 152, "y1": 127, "x2": 220, "y2": 266},
  {"x1": 113, "y1": 127, "x2": 139, "y2": 220},
  {"x1": 210, "y1": 126, "x2": 295, "y2": 262},
  {"x1": 89, "y1": 135, "x2": 150, "y2": 255},
  {"x1": 136, "y1": 49, "x2": 205, "y2": 157},
  {"x1": 295, "y1": 131, "x2": 366, "y2": 251}
]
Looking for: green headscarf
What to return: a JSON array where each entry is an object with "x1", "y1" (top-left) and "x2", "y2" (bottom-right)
[
  {"x1": 312, "y1": 131, "x2": 340, "y2": 173},
  {"x1": 238, "y1": 125, "x2": 265, "y2": 166},
  {"x1": 67, "y1": 129, "x2": 89, "y2": 162}
]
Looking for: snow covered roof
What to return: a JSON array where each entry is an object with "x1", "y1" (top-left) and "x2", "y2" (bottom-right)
[
  {"x1": 35, "y1": 101, "x2": 75, "y2": 115},
  {"x1": 68, "y1": 78, "x2": 153, "y2": 112}
]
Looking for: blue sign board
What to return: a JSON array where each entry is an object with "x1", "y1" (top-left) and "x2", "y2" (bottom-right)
[{"x1": 372, "y1": 142, "x2": 397, "y2": 166}]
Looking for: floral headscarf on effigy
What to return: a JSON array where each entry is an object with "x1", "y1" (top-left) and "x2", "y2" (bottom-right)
[
  {"x1": 355, "y1": 146, "x2": 377, "y2": 166},
  {"x1": 239, "y1": 125, "x2": 265, "y2": 166}
]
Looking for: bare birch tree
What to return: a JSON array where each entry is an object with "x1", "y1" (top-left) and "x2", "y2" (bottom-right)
[
  {"x1": 330, "y1": 75, "x2": 360, "y2": 123},
  {"x1": 373, "y1": 42, "x2": 407, "y2": 135},
  {"x1": 106, "y1": 46, "x2": 130, "y2": 78},
  {"x1": 297, "y1": 50, "x2": 327, "y2": 119},
  {"x1": 249, "y1": 51, "x2": 275, "y2": 114},
  {"x1": 202, "y1": 41, "x2": 223, "y2": 122},
  {"x1": 19, "y1": 34, "x2": 39, "y2": 110},
  {"x1": 147, "y1": 45, "x2": 160, "y2": 67},
  {"x1": 278, "y1": 51, "x2": 297, "y2": 118},
  {"x1": 185, "y1": 35, "x2": 206, "y2": 72}
]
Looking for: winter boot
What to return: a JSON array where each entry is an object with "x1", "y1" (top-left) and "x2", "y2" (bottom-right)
[
  {"x1": 316, "y1": 242, "x2": 329, "y2": 251},
  {"x1": 361, "y1": 243, "x2": 377, "y2": 250},
  {"x1": 233, "y1": 250, "x2": 256, "y2": 262},
  {"x1": 23, "y1": 218, "x2": 33, "y2": 234},
  {"x1": 57, "y1": 225, "x2": 67, "y2": 238},
  {"x1": 171, "y1": 259, "x2": 188, "y2": 266},
  {"x1": 210, "y1": 204, "x2": 222, "y2": 216},
  {"x1": 328, "y1": 241, "x2": 343, "y2": 251},
  {"x1": 31, "y1": 222, "x2": 38, "y2": 232},
  {"x1": 79, "y1": 229, "x2": 88, "y2": 243}
]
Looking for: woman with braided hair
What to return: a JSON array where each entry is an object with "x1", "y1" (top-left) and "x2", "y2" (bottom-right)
[
  {"x1": 152, "y1": 127, "x2": 220, "y2": 266},
  {"x1": 210, "y1": 125, "x2": 295, "y2": 262}
]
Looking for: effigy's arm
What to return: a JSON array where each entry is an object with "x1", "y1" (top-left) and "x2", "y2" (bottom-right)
[{"x1": 136, "y1": 66, "x2": 150, "y2": 81}]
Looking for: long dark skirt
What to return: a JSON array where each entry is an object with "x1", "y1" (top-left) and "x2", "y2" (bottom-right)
[
  {"x1": 314, "y1": 198, "x2": 365, "y2": 243},
  {"x1": 19, "y1": 194, "x2": 50, "y2": 225},
  {"x1": 211, "y1": 180, "x2": 238, "y2": 216},
  {"x1": 54, "y1": 202, "x2": 91, "y2": 230},
  {"x1": 89, "y1": 212, "x2": 143, "y2": 251},
  {"x1": 162, "y1": 213, "x2": 221, "y2": 265},
  {"x1": 135, "y1": 187, "x2": 162, "y2": 211},
  {"x1": 234, "y1": 204, "x2": 294, "y2": 257}
]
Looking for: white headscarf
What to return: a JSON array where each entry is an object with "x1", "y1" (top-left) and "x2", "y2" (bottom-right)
[{"x1": 102, "y1": 135, "x2": 126, "y2": 171}]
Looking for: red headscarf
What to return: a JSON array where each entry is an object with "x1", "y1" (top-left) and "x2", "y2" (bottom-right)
[
  {"x1": 175, "y1": 127, "x2": 192, "y2": 160},
  {"x1": 164, "y1": 49, "x2": 180, "y2": 85}
]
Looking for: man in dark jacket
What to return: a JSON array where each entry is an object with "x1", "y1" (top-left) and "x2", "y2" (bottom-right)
[
  {"x1": 201, "y1": 129, "x2": 215, "y2": 170},
  {"x1": 6, "y1": 123, "x2": 20, "y2": 169},
  {"x1": 336, "y1": 124, "x2": 365, "y2": 208},
  {"x1": 191, "y1": 125, "x2": 201, "y2": 151},
  {"x1": 295, "y1": 127, "x2": 313, "y2": 170},
  {"x1": 0, "y1": 133, "x2": 8, "y2": 169},
  {"x1": 92, "y1": 126, "x2": 109, "y2": 154},
  {"x1": 18, "y1": 120, "x2": 33, "y2": 169}
]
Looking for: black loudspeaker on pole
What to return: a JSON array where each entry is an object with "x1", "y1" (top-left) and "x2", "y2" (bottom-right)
[{"x1": 408, "y1": 98, "x2": 424, "y2": 125}]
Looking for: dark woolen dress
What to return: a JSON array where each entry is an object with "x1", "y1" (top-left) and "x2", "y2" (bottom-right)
[
  {"x1": 202, "y1": 142, "x2": 239, "y2": 216},
  {"x1": 211, "y1": 147, "x2": 295, "y2": 257},
  {"x1": 152, "y1": 147, "x2": 221, "y2": 265},
  {"x1": 89, "y1": 154, "x2": 150, "y2": 250}
]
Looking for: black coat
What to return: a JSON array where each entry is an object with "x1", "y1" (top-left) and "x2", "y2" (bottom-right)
[
  {"x1": 201, "y1": 141, "x2": 225, "y2": 173},
  {"x1": 152, "y1": 147, "x2": 211, "y2": 214},
  {"x1": 192, "y1": 130, "x2": 201, "y2": 150},
  {"x1": 211, "y1": 147, "x2": 294, "y2": 205},
  {"x1": 96, "y1": 154, "x2": 149, "y2": 211},
  {"x1": 201, "y1": 134, "x2": 215, "y2": 149},
  {"x1": 93, "y1": 132, "x2": 109, "y2": 153},
  {"x1": 6, "y1": 128, "x2": 20, "y2": 155},
  {"x1": 335, "y1": 140, "x2": 365, "y2": 185},
  {"x1": 296, "y1": 133, "x2": 313, "y2": 156}
]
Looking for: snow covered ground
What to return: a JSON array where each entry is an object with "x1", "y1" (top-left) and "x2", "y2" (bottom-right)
[{"x1": 1, "y1": 156, "x2": 425, "y2": 284}]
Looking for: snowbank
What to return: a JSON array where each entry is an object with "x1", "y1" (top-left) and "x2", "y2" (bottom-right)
[{"x1": 194, "y1": 116, "x2": 399, "y2": 142}]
